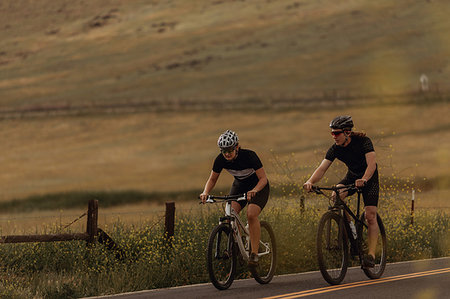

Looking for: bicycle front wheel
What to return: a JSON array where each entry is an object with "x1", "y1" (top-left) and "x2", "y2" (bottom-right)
[
  {"x1": 358, "y1": 212, "x2": 387, "y2": 279},
  {"x1": 250, "y1": 221, "x2": 277, "y2": 284},
  {"x1": 207, "y1": 223, "x2": 237, "y2": 290},
  {"x1": 317, "y1": 211, "x2": 348, "y2": 285}
]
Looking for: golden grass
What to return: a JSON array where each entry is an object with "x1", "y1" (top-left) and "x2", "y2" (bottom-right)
[
  {"x1": 1, "y1": 0, "x2": 449, "y2": 106},
  {"x1": 0, "y1": 102, "x2": 448, "y2": 205},
  {"x1": 0, "y1": 201, "x2": 202, "y2": 235},
  {"x1": 0, "y1": 0, "x2": 449, "y2": 224}
]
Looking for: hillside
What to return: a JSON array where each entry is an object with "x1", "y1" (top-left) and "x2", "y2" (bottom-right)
[
  {"x1": 1, "y1": 0, "x2": 449, "y2": 109},
  {"x1": 0, "y1": 1, "x2": 448, "y2": 207}
]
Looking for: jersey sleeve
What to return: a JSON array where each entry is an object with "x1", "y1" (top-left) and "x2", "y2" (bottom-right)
[
  {"x1": 362, "y1": 137, "x2": 375, "y2": 154},
  {"x1": 325, "y1": 145, "x2": 336, "y2": 161},
  {"x1": 248, "y1": 150, "x2": 263, "y2": 170},
  {"x1": 212, "y1": 154, "x2": 224, "y2": 173}
]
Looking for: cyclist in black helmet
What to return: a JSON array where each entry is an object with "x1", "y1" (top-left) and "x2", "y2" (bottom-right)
[
  {"x1": 303, "y1": 116, "x2": 379, "y2": 268},
  {"x1": 200, "y1": 130, "x2": 270, "y2": 268}
]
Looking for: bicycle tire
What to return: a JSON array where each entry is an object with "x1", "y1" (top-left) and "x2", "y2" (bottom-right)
[
  {"x1": 207, "y1": 223, "x2": 237, "y2": 290},
  {"x1": 317, "y1": 211, "x2": 349, "y2": 285},
  {"x1": 358, "y1": 212, "x2": 387, "y2": 279},
  {"x1": 250, "y1": 221, "x2": 277, "y2": 284}
]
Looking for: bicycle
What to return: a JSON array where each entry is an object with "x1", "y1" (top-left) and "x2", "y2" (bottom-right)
[
  {"x1": 311, "y1": 184, "x2": 387, "y2": 285},
  {"x1": 202, "y1": 193, "x2": 276, "y2": 290}
]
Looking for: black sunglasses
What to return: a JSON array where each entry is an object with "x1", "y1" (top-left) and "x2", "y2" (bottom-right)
[
  {"x1": 221, "y1": 147, "x2": 236, "y2": 154},
  {"x1": 331, "y1": 131, "x2": 344, "y2": 136}
]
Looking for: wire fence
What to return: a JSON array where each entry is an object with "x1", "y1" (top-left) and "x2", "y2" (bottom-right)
[
  {"x1": 0, "y1": 187, "x2": 442, "y2": 237},
  {"x1": 0, "y1": 89, "x2": 447, "y2": 120},
  {"x1": 0, "y1": 201, "x2": 209, "y2": 236}
]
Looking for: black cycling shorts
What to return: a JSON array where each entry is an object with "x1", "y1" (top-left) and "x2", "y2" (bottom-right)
[
  {"x1": 229, "y1": 180, "x2": 270, "y2": 210},
  {"x1": 339, "y1": 169, "x2": 379, "y2": 207}
]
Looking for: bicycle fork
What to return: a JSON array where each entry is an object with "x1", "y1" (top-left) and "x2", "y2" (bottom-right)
[{"x1": 215, "y1": 224, "x2": 234, "y2": 260}]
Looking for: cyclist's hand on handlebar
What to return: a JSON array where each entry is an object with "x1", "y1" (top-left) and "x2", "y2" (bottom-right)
[
  {"x1": 247, "y1": 190, "x2": 257, "y2": 201},
  {"x1": 199, "y1": 192, "x2": 208, "y2": 204},
  {"x1": 355, "y1": 178, "x2": 367, "y2": 188},
  {"x1": 303, "y1": 182, "x2": 313, "y2": 192}
]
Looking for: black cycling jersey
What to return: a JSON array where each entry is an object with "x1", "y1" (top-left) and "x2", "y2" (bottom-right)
[
  {"x1": 213, "y1": 148, "x2": 263, "y2": 190},
  {"x1": 325, "y1": 135, "x2": 374, "y2": 177},
  {"x1": 325, "y1": 135, "x2": 379, "y2": 207},
  {"x1": 213, "y1": 148, "x2": 269, "y2": 209}
]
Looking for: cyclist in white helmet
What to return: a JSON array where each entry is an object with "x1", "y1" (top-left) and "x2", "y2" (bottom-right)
[{"x1": 200, "y1": 130, "x2": 270, "y2": 268}]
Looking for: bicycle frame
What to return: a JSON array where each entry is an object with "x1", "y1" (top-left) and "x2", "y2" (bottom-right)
[
  {"x1": 205, "y1": 193, "x2": 277, "y2": 289},
  {"x1": 206, "y1": 194, "x2": 271, "y2": 261},
  {"x1": 313, "y1": 185, "x2": 368, "y2": 254}
]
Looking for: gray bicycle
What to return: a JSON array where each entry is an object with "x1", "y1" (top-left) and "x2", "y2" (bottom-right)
[{"x1": 204, "y1": 193, "x2": 276, "y2": 290}]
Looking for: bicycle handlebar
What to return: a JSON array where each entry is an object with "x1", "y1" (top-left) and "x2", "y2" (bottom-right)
[
  {"x1": 199, "y1": 193, "x2": 247, "y2": 204},
  {"x1": 311, "y1": 184, "x2": 359, "y2": 194}
]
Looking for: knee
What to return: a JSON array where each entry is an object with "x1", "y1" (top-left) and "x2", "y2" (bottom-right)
[
  {"x1": 365, "y1": 211, "x2": 377, "y2": 225},
  {"x1": 247, "y1": 213, "x2": 258, "y2": 223},
  {"x1": 247, "y1": 208, "x2": 261, "y2": 223}
]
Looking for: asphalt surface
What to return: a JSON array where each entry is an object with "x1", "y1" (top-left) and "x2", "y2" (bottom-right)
[{"x1": 84, "y1": 257, "x2": 450, "y2": 299}]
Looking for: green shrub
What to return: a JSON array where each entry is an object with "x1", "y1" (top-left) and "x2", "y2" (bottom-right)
[{"x1": 0, "y1": 190, "x2": 448, "y2": 298}]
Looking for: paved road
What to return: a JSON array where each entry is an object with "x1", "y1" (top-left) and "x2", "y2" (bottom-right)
[{"x1": 85, "y1": 257, "x2": 450, "y2": 299}]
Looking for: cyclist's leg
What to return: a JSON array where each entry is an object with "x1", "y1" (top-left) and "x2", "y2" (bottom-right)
[
  {"x1": 365, "y1": 205, "x2": 379, "y2": 257},
  {"x1": 247, "y1": 204, "x2": 261, "y2": 254},
  {"x1": 247, "y1": 183, "x2": 270, "y2": 255},
  {"x1": 363, "y1": 170, "x2": 379, "y2": 259},
  {"x1": 231, "y1": 201, "x2": 242, "y2": 214},
  {"x1": 230, "y1": 180, "x2": 246, "y2": 214}
]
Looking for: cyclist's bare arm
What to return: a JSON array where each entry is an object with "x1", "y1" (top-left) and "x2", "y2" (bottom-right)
[
  {"x1": 356, "y1": 151, "x2": 376, "y2": 187},
  {"x1": 247, "y1": 167, "x2": 268, "y2": 200},
  {"x1": 200, "y1": 171, "x2": 220, "y2": 202},
  {"x1": 304, "y1": 159, "x2": 332, "y2": 192}
]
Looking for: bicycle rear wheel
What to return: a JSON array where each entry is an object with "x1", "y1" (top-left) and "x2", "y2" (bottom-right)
[
  {"x1": 358, "y1": 212, "x2": 387, "y2": 279},
  {"x1": 250, "y1": 221, "x2": 277, "y2": 284},
  {"x1": 317, "y1": 211, "x2": 348, "y2": 285},
  {"x1": 207, "y1": 223, "x2": 237, "y2": 290}
]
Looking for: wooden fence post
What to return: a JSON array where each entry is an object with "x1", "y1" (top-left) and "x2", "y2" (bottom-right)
[
  {"x1": 299, "y1": 195, "x2": 305, "y2": 212},
  {"x1": 86, "y1": 199, "x2": 98, "y2": 244},
  {"x1": 165, "y1": 202, "x2": 175, "y2": 239},
  {"x1": 410, "y1": 189, "x2": 415, "y2": 225}
]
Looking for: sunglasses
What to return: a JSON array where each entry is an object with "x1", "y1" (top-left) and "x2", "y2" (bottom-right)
[
  {"x1": 221, "y1": 147, "x2": 236, "y2": 154},
  {"x1": 331, "y1": 130, "x2": 345, "y2": 136}
]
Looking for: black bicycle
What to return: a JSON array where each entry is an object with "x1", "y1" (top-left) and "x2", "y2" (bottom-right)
[
  {"x1": 312, "y1": 184, "x2": 387, "y2": 285},
  {"x1": 203, "y1": 193, "x2": 276, "y2": 290}
]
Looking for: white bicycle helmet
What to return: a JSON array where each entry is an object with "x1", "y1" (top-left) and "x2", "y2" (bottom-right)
[{"x1": 217, "y1": 130, "x2": 239, "y2": 149}]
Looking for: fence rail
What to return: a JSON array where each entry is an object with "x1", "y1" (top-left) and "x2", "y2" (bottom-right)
[
  {"x1": 0, "y1": 89, "x2": 447, "y2": 119},
  {"x1": 0, "y1": 199, "x2": 98, "y2": 244},
  {"x1": 0, "y1": 200, "x2": 176, "y2": 247}
]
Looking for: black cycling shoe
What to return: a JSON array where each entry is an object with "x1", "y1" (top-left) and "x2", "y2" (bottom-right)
[
  {"x1": 248, "y1": 252, "x2": 259, "y2": 268},
  {"x1": 362, "y1": 254, "x2": 375, "y2": 268}
]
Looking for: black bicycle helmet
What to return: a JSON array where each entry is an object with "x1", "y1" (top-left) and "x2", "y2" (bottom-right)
[{"x1": 329, "y1": 115, "x2": 354, "y2": 130}]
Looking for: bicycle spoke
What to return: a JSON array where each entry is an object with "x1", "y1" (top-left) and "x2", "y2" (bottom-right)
[
  {"x1": 251, "y1": 221, "x2": 277, "y2": 284},
  {"x1": 207, "y1": 224, "x2": 236, "y2": 290},
  {"x1": 317, "y1": 212, "x2": 348, "y2": 285}
]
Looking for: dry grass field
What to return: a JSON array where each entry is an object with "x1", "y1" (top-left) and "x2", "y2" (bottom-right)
[
  {"x1": 0, "y1": 3, "x2": 448, "y2": 296},
  {"x1": 0, "y1": 102, "x2": 448, "y2": 201},
  {"x1": 1, "y1": 0, "x2": 449, "y2": 108},
  {"x1": 0, "y1": 0, "x2": 449, "y2": 222}
]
